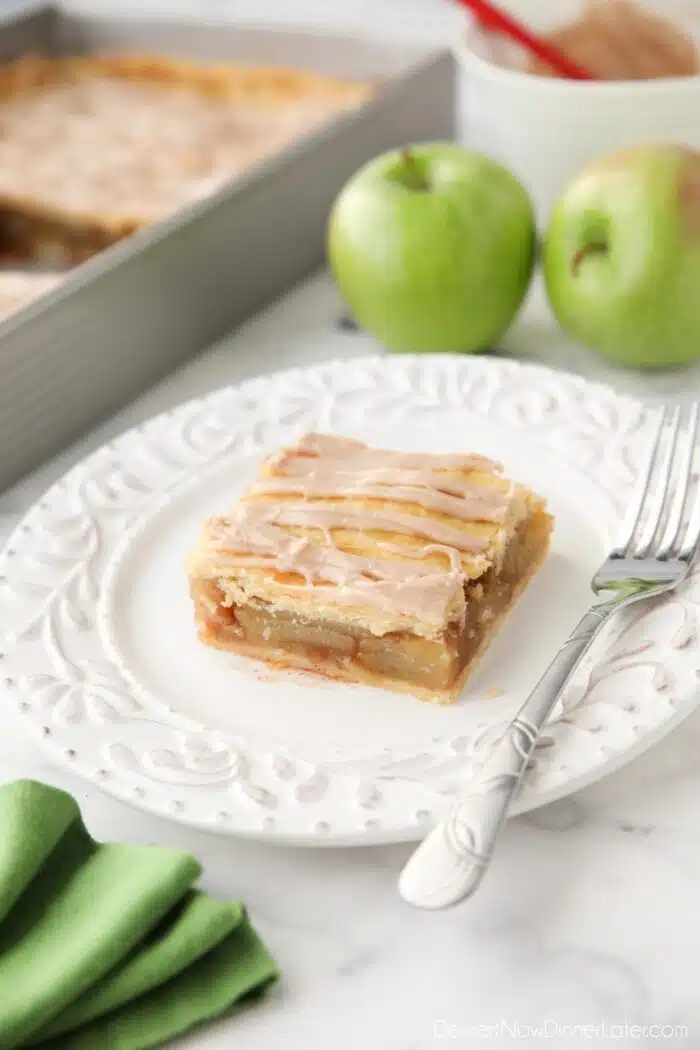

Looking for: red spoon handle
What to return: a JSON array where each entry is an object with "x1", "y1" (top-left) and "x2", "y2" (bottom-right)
[{"x1": 458, "y1": 0, "x2": 595, "y2": 80}]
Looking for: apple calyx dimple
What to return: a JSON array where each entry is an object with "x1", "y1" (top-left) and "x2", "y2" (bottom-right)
[{"x1": 571, "y1": 241, "x2": 608, "y2": 276}]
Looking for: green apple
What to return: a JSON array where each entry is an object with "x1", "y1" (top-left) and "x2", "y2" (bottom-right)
[
  {"x1": 327, "y1": 143, "x2": 536, "y2": 354},
  {"x1": 544, "y1": 145, "x2": 700, "y2": 369}
]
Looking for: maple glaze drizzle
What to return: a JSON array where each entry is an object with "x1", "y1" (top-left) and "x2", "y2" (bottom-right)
[
  {"x1": 289, "y1": 433, "x2": 501, "y2": 472},
  {"x1": 207, "y1": 517, "x2": 460, "y2": 620},
  {"x1": 224, "y1": 501, "x2": 493, "y2": 552},
  {"x1": 200, "y1": 434, "x2": 522, "y2": 624},
  {"x1": 376, "y1": 541, "x2": 464, "y2": 573}
]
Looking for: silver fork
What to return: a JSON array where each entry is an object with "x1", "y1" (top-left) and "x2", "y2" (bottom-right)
[{"x1": 399, "y1": 402, "x2": 700, "y2": 910}]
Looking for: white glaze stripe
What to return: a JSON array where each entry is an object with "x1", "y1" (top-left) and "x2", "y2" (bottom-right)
[
  {"x1": 250, "y1": 477, "x2": 509, "y2": 523},
  {"x1": 207, "y1": 518, "x2": 459, "y2": 621},
  {"x1": 231, "y1": 501, "x2": 492, "y2": 552},
  {"x1": 289, "y1": 433, "x2": 501, "y2": 472},
  {"x1": 209, "y1": 518, "x2": 451, "y2": 582},
  {"x1": 265, "y1": 457, "x2": 510, "y2": 505}
]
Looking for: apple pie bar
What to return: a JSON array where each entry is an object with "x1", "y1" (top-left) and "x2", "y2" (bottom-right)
[
  {"x1": 0, "y1": 55, "x2": 370, "y2": 264},
  {"x1": 188, "y1": 434, "x2": 553, "y2": 703}
]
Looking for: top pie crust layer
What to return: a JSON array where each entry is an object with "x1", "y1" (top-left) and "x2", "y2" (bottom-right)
[
  {"x1": 188, "y1": 433, "x2": 548, "y2": 640},
  {"x1": 0, "y1": 54, "x2": 370, "y2": 234}
]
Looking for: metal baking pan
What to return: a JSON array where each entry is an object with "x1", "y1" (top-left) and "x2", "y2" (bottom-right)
[{"x1": 0, "y1": 3, "x2": 456, "y2": 492}]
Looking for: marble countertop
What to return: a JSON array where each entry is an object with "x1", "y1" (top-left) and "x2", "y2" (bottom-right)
[
  {"x1": 0, "y1": 1, "x2": 698, "y2": 1043},
  {"x1": 1, "y1": 274, "x2": 699, "y2": 1049}
]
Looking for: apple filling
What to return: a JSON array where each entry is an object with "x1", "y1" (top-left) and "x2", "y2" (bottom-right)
[
  {"x1": 191, "y1": 508, "x2": 551, "y2": 702},
  {"x1": 0, "y1": 207, "x2": 137, "y2": 266}
]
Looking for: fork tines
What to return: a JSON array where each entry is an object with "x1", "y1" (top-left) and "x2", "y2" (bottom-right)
[{"x1": 615, "y1": 402, "x2": 700, "y2": 563}]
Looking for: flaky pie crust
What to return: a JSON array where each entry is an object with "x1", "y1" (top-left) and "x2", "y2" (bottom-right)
[{"x1": 0, "y1": 53, "x2": 371, "y2": 253}]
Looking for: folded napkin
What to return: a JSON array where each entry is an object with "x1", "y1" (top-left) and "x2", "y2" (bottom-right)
[{"x1": 0, "y1": 781, "x2": 278, "y2": 1049}]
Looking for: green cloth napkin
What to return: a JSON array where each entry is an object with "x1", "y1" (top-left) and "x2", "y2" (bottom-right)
[{"x1": 0, "y1": 781, "x2": 278, "y2": 1050}]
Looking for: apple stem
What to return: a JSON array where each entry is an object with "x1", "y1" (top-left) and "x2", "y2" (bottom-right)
[
  {"x1": 401, "y1": 149, "x2": 429, "y2": 191},
  {"x1": 572, "y1": 241, "x2": 608, "y2": 275}
]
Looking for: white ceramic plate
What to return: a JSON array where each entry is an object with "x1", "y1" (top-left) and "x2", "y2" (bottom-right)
[{"x1": 2, "y1": 355, "x2": 698, "y2": 845}]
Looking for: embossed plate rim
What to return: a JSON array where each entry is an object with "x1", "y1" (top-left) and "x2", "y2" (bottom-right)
[{"x1": 1, "y1": 353, "x2": 698, "y2": 845}]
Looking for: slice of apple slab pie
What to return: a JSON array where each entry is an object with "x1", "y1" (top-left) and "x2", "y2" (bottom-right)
[{"x1": 188, "y1": 433, "x2": 553, "y2": 703}]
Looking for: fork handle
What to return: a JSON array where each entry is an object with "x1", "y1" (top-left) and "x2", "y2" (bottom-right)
[{"x1": 398, "y1": 606, "x2": 613, "y2": 910}]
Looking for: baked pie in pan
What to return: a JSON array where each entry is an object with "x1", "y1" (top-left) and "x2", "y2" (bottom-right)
[{"x1": 0, "y1": 54, "x2": 369, "y2": 264}]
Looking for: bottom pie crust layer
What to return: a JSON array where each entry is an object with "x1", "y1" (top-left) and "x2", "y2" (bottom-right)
[{"x1": 190, "y1": 508, "x2": 552, "y2": 704}]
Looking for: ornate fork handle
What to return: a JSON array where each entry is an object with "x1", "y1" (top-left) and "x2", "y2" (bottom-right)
[{"x1": 398, "y1": 606, "x2": 614, "y2": 910}]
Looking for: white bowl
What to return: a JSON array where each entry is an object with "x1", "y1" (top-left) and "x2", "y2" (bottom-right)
[{"x1": 457, "y1": 0, "x2": 700, "y2": 226}]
